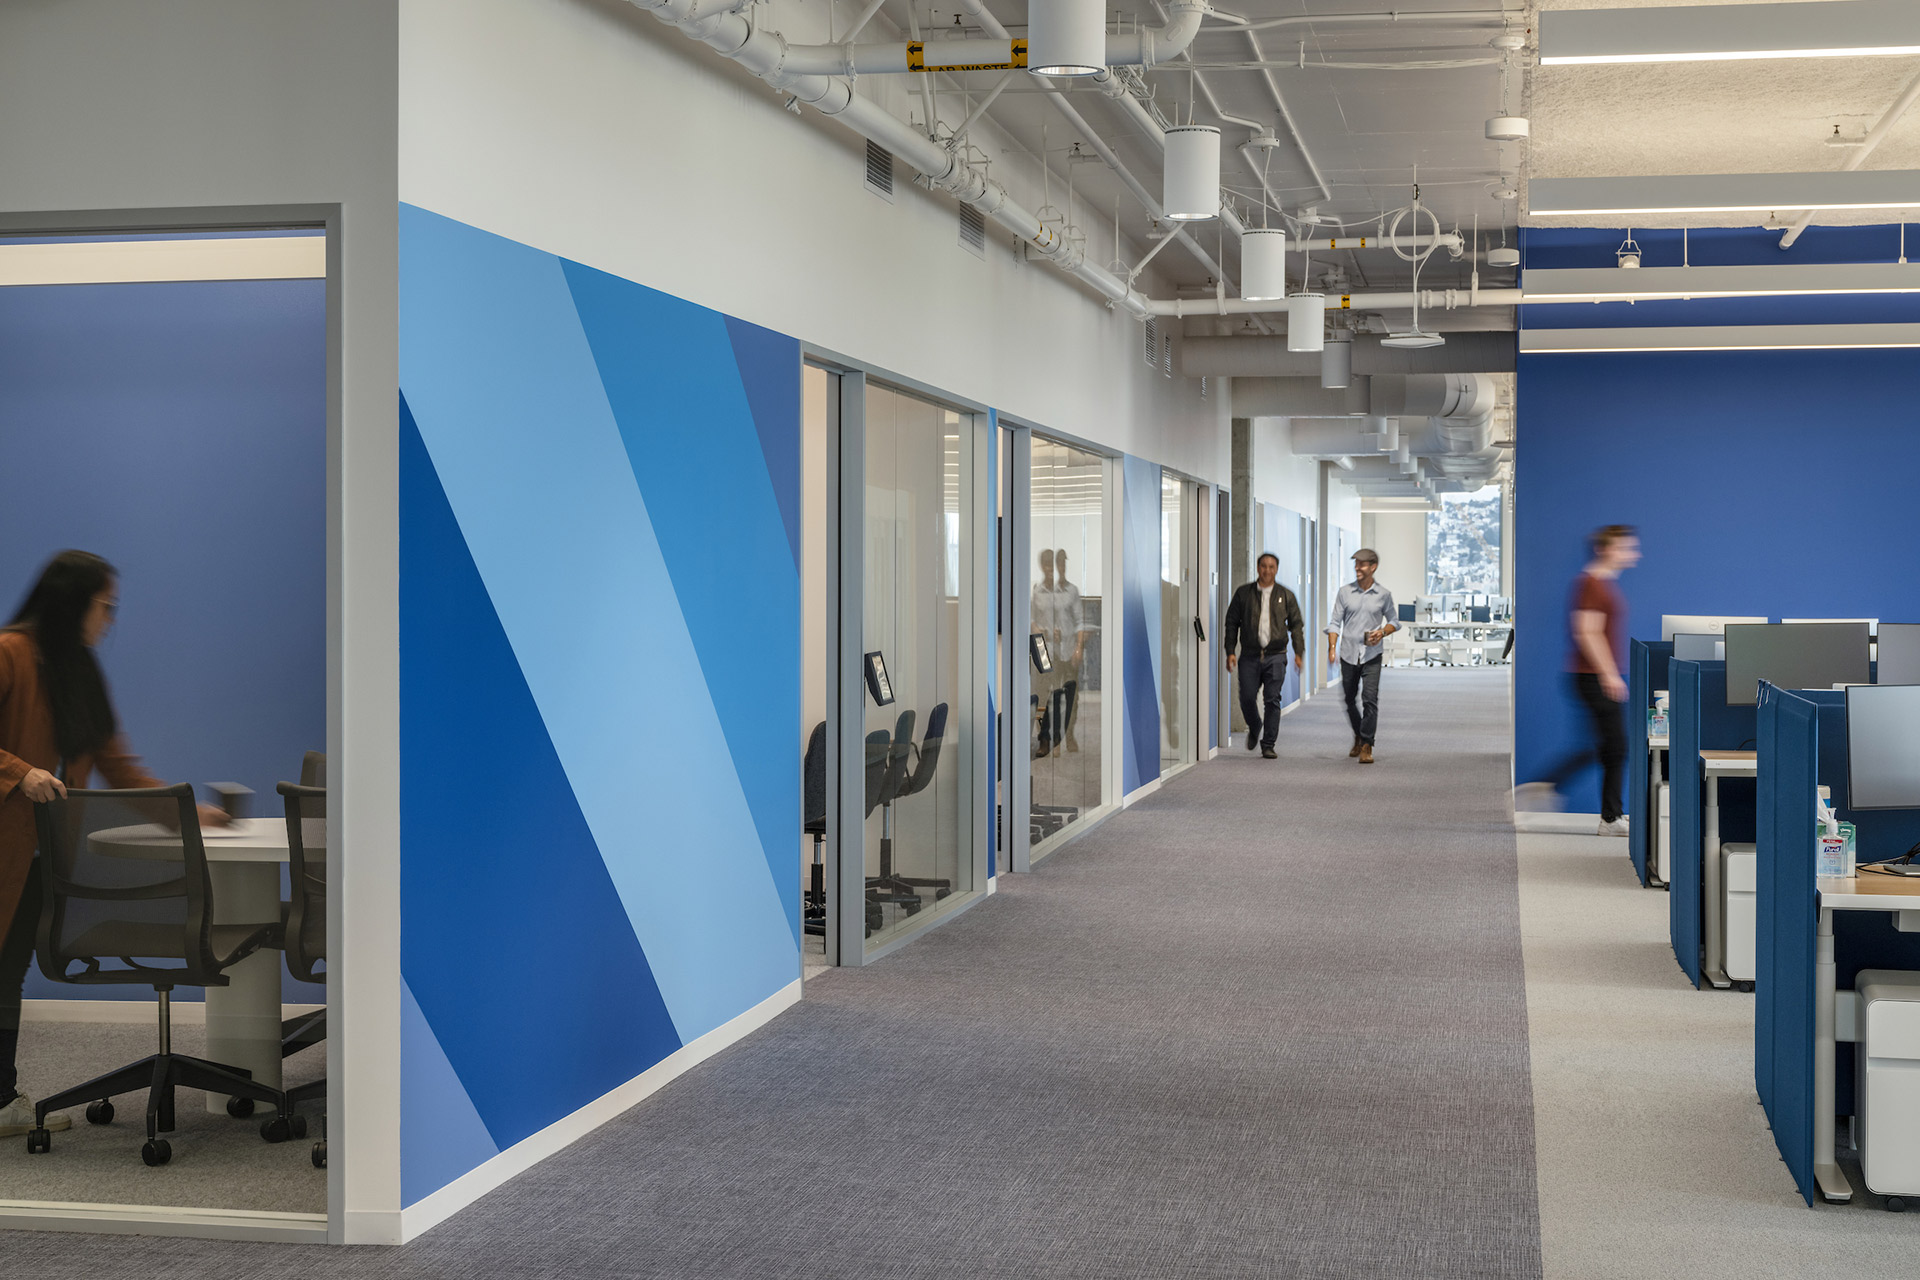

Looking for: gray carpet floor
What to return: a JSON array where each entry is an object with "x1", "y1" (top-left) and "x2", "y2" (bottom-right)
[
  {"x1": 1519, "y1": 829, "x2": 1920, "y2": 1279},
  {"x1": 3, "y1": 667, "x2": 1543, "y2": 1277},
  {"x1": 0, "y1": 1019, "x2": 326, "y2": 1213}
]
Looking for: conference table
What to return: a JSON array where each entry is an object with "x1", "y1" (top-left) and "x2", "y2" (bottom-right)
[{"x1": 91, "y1": 818, "x2": 308, "y2": 1113}]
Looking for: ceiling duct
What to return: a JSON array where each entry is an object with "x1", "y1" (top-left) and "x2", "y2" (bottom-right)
[{"x1": 1184, "y1": 333, "x2": 1518, "y2": 379}]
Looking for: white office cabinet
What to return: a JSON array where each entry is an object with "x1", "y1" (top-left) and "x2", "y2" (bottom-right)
[
  {"x1": 1723, "y1": 844, "x2": 1757, "y2": 985},
  {"x1": 1657, "y1": 783, "x2": 1671, "y2": 884},
  {"x1": 1854, "y1": 970, "x2": 1920, "y2": 1201}
]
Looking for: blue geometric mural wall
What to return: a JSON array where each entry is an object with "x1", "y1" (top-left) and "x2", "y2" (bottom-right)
[
  {"x1": 399, "y1": 205, "x2": 801, "y2": 1206},
  {"x1": 1121, "y1": 455, "x2": 1162, "y2": 795}
]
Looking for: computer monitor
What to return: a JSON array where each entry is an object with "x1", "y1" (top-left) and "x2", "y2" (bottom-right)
[
  {"x1": 1783, "y1": 617, "x2": 1879, "y2": 636},
  {"x1": 1471, "y1": 605, "x2": 1491, "y2": 623},
  {"x1": 1846, "y1": 683, "x2": 1920, "y2": 810},
  {"x1": 1671, "y1": 632, "x2": 1724, "y2": 662},
  {"x1": 1723, "y1": 622, "x2": 1872, "y2": 706},
  {"x1": 1398, "y1": 603, "x2": 1416, "y2": 623},
  {"x1": 1472, "y1": 594, "x2": 1488, "y2": 608},
  {"x1": 1661, "y1": 614, "x2": 1768, "y2": 641},
  {"x1": 1876, "y1": 623, "x2": 1920, "y2": 686}
]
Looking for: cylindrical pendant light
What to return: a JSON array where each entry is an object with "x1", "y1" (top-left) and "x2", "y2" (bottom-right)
[
  {"x1": 1028, "y1": 0, "x2": 1107, "y2": 77},
  {"x1": 1163, "y1": 125, "x2": 1221, "y2": 221},
  {"x1": 1240, "y1": 228, "x2": 1287, "y2": 301},
  {"x1": 1320, "y1": 331, "x2": 1352, "y2": 388},
  {"x1": 1286, "y1": 292, "x2": 1325, "y2": 353}
]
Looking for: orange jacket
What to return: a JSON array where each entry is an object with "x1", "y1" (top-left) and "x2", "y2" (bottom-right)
[{"x1": 0, "y1": 629, "x2": 162, "y2": 941}]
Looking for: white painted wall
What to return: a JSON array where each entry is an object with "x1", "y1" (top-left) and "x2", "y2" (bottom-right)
[
  {"x1": 1250, "y1": 419, "x2": 1320, "y2": 516},
  {"x1": 1361, "y1": 512, "x2": 1427, "y2": 605},
  {"x1": 0, "y1": 0, "x2": 400, "y2": 1244},
  {"x1": 397, "y1": 0, "x2": 1228, "y2": 484}
]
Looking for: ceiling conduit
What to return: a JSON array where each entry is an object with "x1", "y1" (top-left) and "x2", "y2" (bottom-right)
[
  {"x1": 1286, "y1": 374, "x2": 1506, "y2": 496},
  {"x1": 624, "y1": 0, "x2": 1167, "y2": 315},
  {"x1": 775, "y1": 1, "x2": 1207, "y2": 76}
]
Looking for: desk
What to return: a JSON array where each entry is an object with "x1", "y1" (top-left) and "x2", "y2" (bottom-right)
[
  {"x1": 1701, "y1": 750, "x2": 1758, "y2": 989},
  {"x1": 1812, "y1": 873, "x2": 1920, "y2": 1202},
  {"x1": 92, "y1": 819, "x2": 295, "y2": 1112}
]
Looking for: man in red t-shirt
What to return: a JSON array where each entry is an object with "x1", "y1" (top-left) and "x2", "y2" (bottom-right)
[{"x1": 1522, "y1": 524, "x2": 1641, "y2": 834}]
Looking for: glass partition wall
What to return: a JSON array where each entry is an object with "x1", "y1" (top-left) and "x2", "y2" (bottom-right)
[
  {"x1": 858, "y1": 381, "x2": 984, "y2": 951},
  {"x1": 1160, "y1": 473, "x2": 1195, "y2": 775},
  {"x1": 1028, "y1": 436, "x2": 1110, "y2": 857}
]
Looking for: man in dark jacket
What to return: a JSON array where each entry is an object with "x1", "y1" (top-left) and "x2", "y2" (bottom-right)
[{"x1": 1223, "y1": 553, "x2": 1306, "y2": 759}]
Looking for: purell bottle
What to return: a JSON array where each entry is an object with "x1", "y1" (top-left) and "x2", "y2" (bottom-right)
[{"x1": 1816, "y1": 786, "x2": 1847, "y2": 879}]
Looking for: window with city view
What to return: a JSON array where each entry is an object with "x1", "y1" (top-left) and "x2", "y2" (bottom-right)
[{"x1": 1426, "y1": 486, "x2": 1502, "y2": 594}]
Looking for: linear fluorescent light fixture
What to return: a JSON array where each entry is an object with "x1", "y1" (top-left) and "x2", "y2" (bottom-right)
[
  {"x1": 1539, "y1": 1, "x2": 1920, "y2": 66},
  {"x1": 1520, "y1": 323, "x2": 1920, "y2": 354},
  {"x1": 0, "y1": 235, "x2": 325, "y2": 286},
  {"x1": 1528, "y1": 171, "x2": 1920, "y2": 217},
  {"x1": 1521, "y1": 262, "x2": 1920, "y2": 303}
]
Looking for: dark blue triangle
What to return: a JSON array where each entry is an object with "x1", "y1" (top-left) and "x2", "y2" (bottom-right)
[
  {"x1": 400, "y1": 391, "x2": 682, "y2": 1155},
  {"x1": 722, "y1": 315, "x2": 802, "y2": 571}
]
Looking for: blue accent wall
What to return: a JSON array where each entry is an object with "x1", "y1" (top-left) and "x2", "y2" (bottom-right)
[
  {"x1": 0, "y1": 278, "x2": 325, "y2": 1004},
  {"x1": 1514, "y1": 224, "x2": 1920, "y2": 805},
  {"x1": 399, "y1": 205, "x2": 801, "y2": 1206},
  {"x1": 1121, "y1": 456, "x2": 1162, "y2": 795}
]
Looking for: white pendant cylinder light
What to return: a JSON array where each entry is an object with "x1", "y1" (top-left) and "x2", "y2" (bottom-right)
[
  {"x1": 1241, "y1": 228, "x2": 1288, "y2": 301},
  {"x1": 1287, "y1": 292, "x2": 1325, "y2": 353},
  {"x1": 1320, "y1": 332, "x2": 1352, "y2": 388},
  {"x1": 1028, "y1": 0, "x2": 1107, "y2": 77},
  {"x1": 1163, "y1": 126, "x2": 1222, "y2": 221}
]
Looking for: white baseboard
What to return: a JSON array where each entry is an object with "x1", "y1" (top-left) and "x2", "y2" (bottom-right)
[
  {"x1": 0, "y1": 1200, "x2": 326, "y2": 1243},
  {"x1": 394, "y1": 977, "x2": 804, "y2": 1244},
  {"x1": 20, "y1": 1000, "x2": 324, "y2": 1026},
  {"x1": 1121, "y1": 777, "x2": 1163, "y2": 807},
  {"x1": 987, "y1": 875, "x2": 997, "y2": 895},
  {"x1": 1514, "y1": 811, "x2": 1604, "y2": 833}
]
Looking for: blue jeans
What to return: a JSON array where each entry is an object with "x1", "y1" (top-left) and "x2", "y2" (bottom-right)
[{"x1": 1237, "y1": 650, "x2": 1288, "y2": 747}]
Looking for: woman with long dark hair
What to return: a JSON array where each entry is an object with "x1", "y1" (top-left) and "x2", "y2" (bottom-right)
[{"x1": 0, "y1": 550, "x2": 228, "y2": 1136}]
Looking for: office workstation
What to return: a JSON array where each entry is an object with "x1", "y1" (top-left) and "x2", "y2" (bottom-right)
[{"x1": 1756, "y1": 681, "x2": 1920, "y2": 1208}]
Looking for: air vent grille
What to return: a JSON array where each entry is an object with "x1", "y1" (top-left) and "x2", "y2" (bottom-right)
[
  {"x1": 1143, "y1": 317, "x2": 1159, "y2": 368},
  {"x1": 1163, "y1": 332, "x2": 1173, "y2": 378},
  {"x1": 864, "y1": 140, "x2": 894, "y2": 202},
  {"x1": 959, "y1": 202, "x2": 986, "y2": 258}
]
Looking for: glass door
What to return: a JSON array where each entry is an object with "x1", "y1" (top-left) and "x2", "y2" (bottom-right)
[
  {"x1": 857, "y1": 381, "x2": 983, "y2": 951},
  {"x1": 1029, "y1": 435, "x2": 1109, "y2": 857},
  {"x1": 1160, "y1": 472, "x2": 1194, "y2": 774}
]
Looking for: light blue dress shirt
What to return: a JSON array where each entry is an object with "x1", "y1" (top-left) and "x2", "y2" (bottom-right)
[{"x1": 1327, "y1": 581, "x2": 1398, "y2": 665}]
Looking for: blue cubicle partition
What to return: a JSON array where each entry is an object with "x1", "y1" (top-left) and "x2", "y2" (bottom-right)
[
  {"x1": 1755, "y1": 685, "x2": 1920, "y2": 1205},
  {"x1": 1667, "y1": 659, "x2": 1758, "y2": 988},
  {"x1": 1628, "y1": 639, "x2": 1675, "y2": 887}
]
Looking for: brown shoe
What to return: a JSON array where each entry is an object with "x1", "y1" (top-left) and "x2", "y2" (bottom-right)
[
  {"x1": 1349, "y1": 737, "x2": 1363, "y2": 758},
  {"x1": 1359, "y1": 743, "x2": 1374, "y2": 764}
]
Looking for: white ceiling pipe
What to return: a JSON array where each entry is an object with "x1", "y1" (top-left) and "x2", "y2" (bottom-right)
[
  {"x1": 1288, "y1": 417, "x2": 1396, "y2": 456},
  {"x1": 1232, "y1": 10, "x2": 1512, "y2": 36},
  {"x1": 776, "y1": 0, "x2": 1207, "y2": 77},
  {"x1": 1780, "y1": 62, "x2": 1920, "y2": 248},
  {"x1": 1184, "y1": 333, "x2": 1519, "y2": 377},
  {"x1": 1149, "y1": 288, "x2": 1524, "y2": 316},
  {"x1": 627, "y1": 0, "x2": 1151, "y2": 314},
  {"x1": 1242, "y1": 27, "x2": 1332, "y2": 203},
  {"x1": 1369, "y1": 372, "x2": 1498, "y2": 426},
  {"x1": 1297, "y1": 234, "x2": 1463, "y2": 253}
]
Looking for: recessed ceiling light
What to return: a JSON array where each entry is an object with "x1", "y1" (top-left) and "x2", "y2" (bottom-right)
[
  {"x1": 1520, "y1": 323, "x2": 1920, "y2": 353},
  {"x1": 1539, "y1": 1, "x2": 1920, "y2": 66},
  {"x1": 1522, "y1": 262, "x2": 1920, "y2": 302}
]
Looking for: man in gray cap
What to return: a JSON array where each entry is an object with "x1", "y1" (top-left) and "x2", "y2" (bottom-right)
[{"x1": 1326, "y1": 548, "x2": 1398, "y2": 764}]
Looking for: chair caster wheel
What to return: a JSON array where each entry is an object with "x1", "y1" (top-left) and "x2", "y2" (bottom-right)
[
  {"x1": 226, "y1": 1096, "x2": 256, "y2": 1119},
  {"x1": 86, "y1": 1100, "x2": 115, "y2": 1125},
  {"x1": 141, "y1": 1139, "x2": 172, "y2": 1166},
  {"x1": 1736, "y1": 981, "x2": 1755, "y2": 993},
  {"x1": 1887, "y1": 1196, "x2": 1907, "y2": 1213},
  {"x1": 260, "y1": 1116, "x2": 297, "y2": 1143},
  {"x1": 291, "y1": 1114, "x2": 309, "y2": 1139},
  {"x1": 26, "y1": 1127, "x2": 52, "y2": 1155},
  {"x1": 312, "y1": 1140, "x2": 328, "y2": 1170}
]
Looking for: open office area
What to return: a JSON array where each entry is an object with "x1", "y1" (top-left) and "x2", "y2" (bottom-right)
[{"x1": 6, "y1": 0, "x2": 1920, "y2": 1275}]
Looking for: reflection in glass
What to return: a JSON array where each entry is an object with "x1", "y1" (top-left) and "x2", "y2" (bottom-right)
[
  {"x1": 862, "y1": 383, "x2": 973, "y2": 946},
  {"x1": 1029, "y1": 438, "x2": 1106, "y2": 853},
  {"x1": 1160, "y1": 473, "x2": 1191, "y2": 772}
]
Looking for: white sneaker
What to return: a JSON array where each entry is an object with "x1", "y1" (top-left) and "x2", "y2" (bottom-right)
[
  {"x1": 1514, "y1": 781, "x2": 1566, "y2": 813},
  {"x1": 0, "y1": 1091, "x2": 74, "y2": 1137},
  {"x1": 1596, "y1": 817, "x2": 1630, "y2": 837}
]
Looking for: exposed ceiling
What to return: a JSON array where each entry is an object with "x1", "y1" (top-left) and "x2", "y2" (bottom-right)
[{"x1": 1531, "y1": 0, "x2": 1920, "y2": 229}]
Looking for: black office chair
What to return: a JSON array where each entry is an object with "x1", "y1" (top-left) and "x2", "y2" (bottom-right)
[
  {"x1": 299, "y1": 750, "x2": 326, "y2": 788},
  {"x1": 864, "y1": 711, "x2": 921, "y2": 924},
  {"x1": 278, "y1": 781, "x2": 328, "y2": 1170},
  {"x1": 27, "y1": 785, "x2": 299, "y2": 1165},
  {"x1": 880, "y1": 704, "x2": 952, "y2": 900},
  {"x1": 802, "y1": 723, "x2": 827, "y2": 939}
]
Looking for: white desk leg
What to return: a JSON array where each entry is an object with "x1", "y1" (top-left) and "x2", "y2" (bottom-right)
[
  {"x1": 1649, "y1": 748, "x2": 1666, "y2": 885},
  {"x1": 1703, "y1": 775, "x2": 1730, "y2": 988},
  {"x1": 1814, "y1": 906, "x2": 1852, "y2": 1201},
  {"x1": 203, "y1": 862, "x2": 284, "y2": 1113}
]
